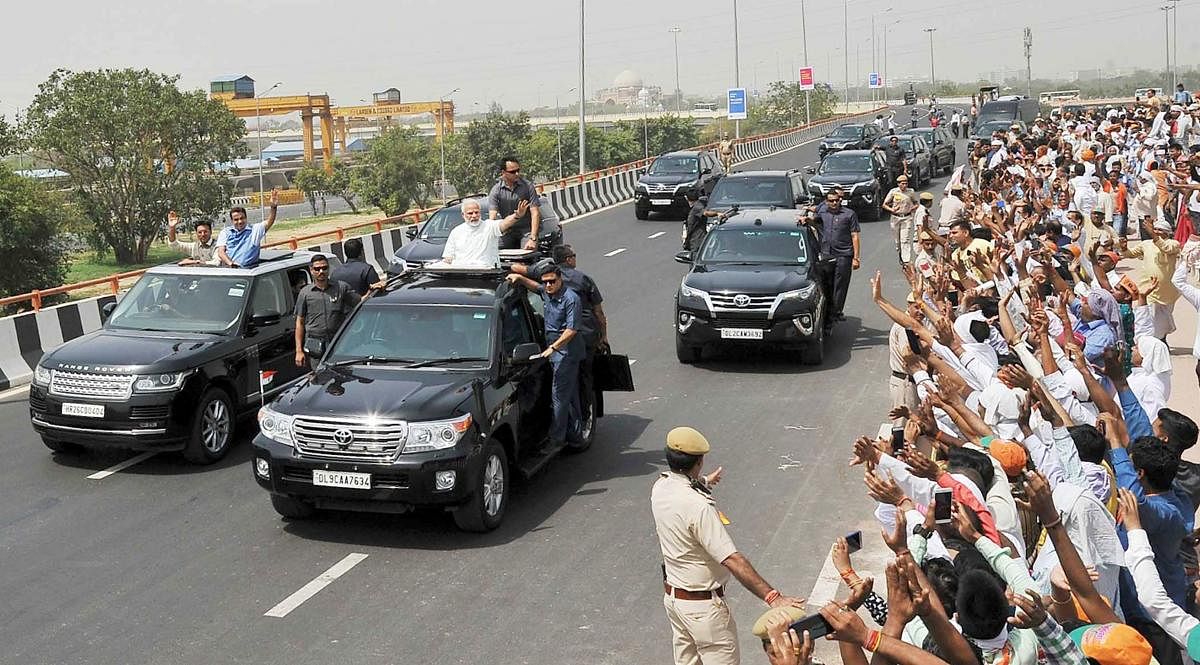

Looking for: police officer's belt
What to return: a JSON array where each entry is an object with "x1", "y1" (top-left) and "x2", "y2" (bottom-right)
[{"x1": 664, "y1": 583, "x2": 725, "y2": 600}]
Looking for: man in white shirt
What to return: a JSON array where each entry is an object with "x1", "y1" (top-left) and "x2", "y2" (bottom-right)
[{"x1": 441, "y1": 198, "x2": 527, "y2": 267}]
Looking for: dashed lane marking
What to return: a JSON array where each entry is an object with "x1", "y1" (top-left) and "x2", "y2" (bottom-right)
[
  {"x1": 647, "y1": 232, "x2": 666, "y2": 239},
  {"x1": 86, "y1": 451, "x2": 157, "y2": 480},
  {"x1": 264, "y1": 553, "x2": 369, "y2": 618},
  {"x1": 603, "y1": 248, "x2": 628, "y2": 257}
]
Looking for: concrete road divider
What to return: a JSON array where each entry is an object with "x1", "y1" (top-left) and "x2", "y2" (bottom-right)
[{"x1": 0, "y1": 295, "x2": 116, "y2": 390}]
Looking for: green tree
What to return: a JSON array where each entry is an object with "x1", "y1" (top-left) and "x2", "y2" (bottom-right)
[
  {"x1": 0, "y1": 168, "x2": 74, "y2": 310},
  {"x1": 326, "y1": 159, "x2": 358, "y2": 213},
  {"x1": 21, "y1": 69, "x2": 246, "y2": 264},
  {"x1": 0, "y1": 116, "x2": 15, "y2": 156},
  {"x1": 351, "y1": 126, "x2": 433, "y2": 216},
  {"x1": 645, "y1": 115, "x2": 700, "y2": 156},
  {"x1": 292, "y1": 162, "x2": 328, "y2": 216}
]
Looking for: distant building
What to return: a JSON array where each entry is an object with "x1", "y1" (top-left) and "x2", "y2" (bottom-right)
[
  {"x1": 210, "y1": 74, "x2": 255, "y2": 100},
  {"x1": 261, "y1": 138, "x2": 367, "y2": 161},
  {"x1": 594, "y1": 70, "x2": 662, "y2": 108},
  {"x1": 373, "y1": 88, "x2": 401, "y2": 104}
]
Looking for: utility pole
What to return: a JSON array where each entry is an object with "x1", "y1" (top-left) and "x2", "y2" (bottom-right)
[
  {"x1": 843, "y1": 0, "x2": 849, "y2": 114},
  {"x1": 1023, "y1": 27, "x2": 1033, "y2": 98},
  {"x1": 669, "y1": 27, "x2": 682, "y2": 114},
  {"x1": 255, "y1": 81, "x2": 282, "y2": 222},
  {"x1": 733, "y1": 0, "x2": 741, "y2": 138},
  {"x1": 1162, "y1": 5, "x2": 1172, "y2": 94},
  {"x1": 801, "y1": 0, "x2": 810, "y2": 125},
  {"x1": 1169, "y1": 0, "x2": 1179, "y2": 90},
  {"x1": 578, "y1": 0, "x2": 586, "y2": 174},
  {"x1": 924, "y1": 28, "x2": 937, "y2": 97}
]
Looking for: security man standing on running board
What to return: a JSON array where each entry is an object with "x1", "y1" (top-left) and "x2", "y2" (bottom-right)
[
  {"x1": 488, "y1": 156, "x2": 542, "y2": 251},
  {"x1": 652, "y1": 427, "x2": 805, "y2": 665}
]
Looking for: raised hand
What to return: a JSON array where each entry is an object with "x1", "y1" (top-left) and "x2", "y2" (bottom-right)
[
  {"x1": 850, "y1": 435, "x2": 882, "y2": 467},
  {"x1": 1007, "y1": 588, "x2": 1048, "y2": 629},
  {"x1": 1116, "y1": 487, "x2": 1142, "y2": 531},
  {"x1": 951, "y1": 501, "x2": 982, "y2": 542},
  {"x1": 865, "y1": 469, "x2": 909, "y2": 508}
]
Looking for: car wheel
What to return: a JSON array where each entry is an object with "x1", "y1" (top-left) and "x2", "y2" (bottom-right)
[
  {"x1": 800, "y1": 316, "x2": 826, "y2": 366},
  {"x1": 566, "y1": 398, "x2": 595, "y2": 453},
  {"x1": 41, "y1": 436, "x2": 83, "y2": 455},
  {"x1": 182, "y1": 387, "x2": 235, "y2": 464},
  {"x1": 675, "y1": 334, "x2": 702, "y2": 364},
  {"x1": 635, "y1": 208, "x2": 649, "y2": 221},
  {"x1": 270, "y1": 494, "x2": 315, "y2": 520},
  {"x1": 452, "y1": 439, "x2": 509, "y2": 533}
]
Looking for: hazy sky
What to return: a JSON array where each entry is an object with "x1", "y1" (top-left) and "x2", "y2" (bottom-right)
[{"x1": 0, "y1": 0, "x2": 1190, "y2": 117}]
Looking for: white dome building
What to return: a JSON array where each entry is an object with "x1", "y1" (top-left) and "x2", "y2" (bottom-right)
[{"x1": 595, "y1": 69, "x2": 661, "y2": 108}]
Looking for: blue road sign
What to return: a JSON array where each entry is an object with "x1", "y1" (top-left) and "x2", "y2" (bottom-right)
[
  {"x1": 868, "y1": 72, "x2": 882, "y2": 89},
  {"x1": 727, "y1": 88, "x2": 747, "y2": 120}
]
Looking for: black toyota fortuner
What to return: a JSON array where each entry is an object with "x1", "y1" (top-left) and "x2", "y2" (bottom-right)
[
  {"x1": 250, "y1": 267, "x2": 629, "y2": 532},
  {"x1": 634, "y1": 150, "x2": 724, "y2": 220},
  {"x1": 29, "y1": 251, "x2": 333, "y2": 464},
  {"x1": 673, "y1": 209, "x2": 830, "y2": 365}
]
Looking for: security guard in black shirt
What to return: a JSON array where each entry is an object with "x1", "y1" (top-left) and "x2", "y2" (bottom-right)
[
  {"x1": 682, "y1": 189, "x2": 720, "y2": 252},
  {"x1": 552, "y1": 245, "x2": 607, "y2": 424}
]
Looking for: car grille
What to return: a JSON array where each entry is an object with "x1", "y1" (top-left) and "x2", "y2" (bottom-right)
[
  {"x1": 49, "y1": 371, "x2": 134, "y2": 401},
  {"x1": 646, "y1": 183, "x2": 679, "y2": 194},
  {"x1": 710, "y1": 314, "x2": 772, "y2": 328},
  {"x1": 281, "y1": 465, "x2": 412, "y2": 490},
  {"x1": 293, "y1": 416, "x2": 408, "y2": 463},
  {"x1": 709, "y1": 293, "x2": 775, "y2": 313},
  {"x1": 130, "y1": 405, "x2": 170, "y2": 420}
]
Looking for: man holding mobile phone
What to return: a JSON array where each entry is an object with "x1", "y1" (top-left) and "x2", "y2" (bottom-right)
[{"x1": 652, "y1": 427, "x2": 805, "y2": 665}]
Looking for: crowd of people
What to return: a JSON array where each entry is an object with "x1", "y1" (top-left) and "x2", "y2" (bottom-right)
[{"x1": 651, "y1": 97, "x2": 1200, "y2": 665}]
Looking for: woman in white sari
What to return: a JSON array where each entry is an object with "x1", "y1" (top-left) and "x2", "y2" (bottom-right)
[{"x1": 1128, "y1": 335, "x2": 1173, "y2": 420}]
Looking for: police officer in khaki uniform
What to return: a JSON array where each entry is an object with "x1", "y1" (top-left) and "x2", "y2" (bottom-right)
[{"x1": 651, "y1": 427, "x2": 805, "y2": 665}]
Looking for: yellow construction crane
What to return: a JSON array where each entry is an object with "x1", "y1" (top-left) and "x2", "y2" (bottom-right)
[
  {"x1": 330, "y1": 100, "x2": 455, "y2": 150},
  {"x1": 211, "y1": 75, "x2": 335, "y2": 173}
]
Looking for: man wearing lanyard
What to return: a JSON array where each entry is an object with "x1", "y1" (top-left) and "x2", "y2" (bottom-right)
[
  {"x1": 506, "y1": 265, "x2": 584, "y2": 448},
  {"x1": 216, "y1": 189, "x2": 279, "y2": 268},
  {"x1": 806, "y1": 192, "x2": 861, "y2": 323}
]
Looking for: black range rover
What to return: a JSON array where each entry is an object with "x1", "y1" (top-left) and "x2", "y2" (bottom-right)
[
  {"x1": 29, "y1": 251, "x2": 333, "y2": 463},
  {"x1": 634, "y1": 150, "x2": 724, "y2": 220},
  {"x1": 251, "y1": 267, "x2": 627, "y2": 532},
  {"x1": 673, "y1": 210, "x2": 830, "y2": 365}
]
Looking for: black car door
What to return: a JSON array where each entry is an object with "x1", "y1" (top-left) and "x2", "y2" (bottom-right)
[
  {"x1": 501, "y1": 294, "x2": 551, "y2": 451},
  {"x1": 244, "y1": 270, "x2": 301, "y2": 404}
]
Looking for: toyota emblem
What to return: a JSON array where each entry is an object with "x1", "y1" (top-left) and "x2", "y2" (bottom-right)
[
  {"x1": 733, "y1": 294, "x2": 751, "y2": 307},
  {"x1": 333, "y1": 428, "x2": 354, "y2": 448}
]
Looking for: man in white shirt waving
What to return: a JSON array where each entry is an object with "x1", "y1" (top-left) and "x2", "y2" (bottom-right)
[{"x1": 441, "y1": 198, "x2": 528, "y2": 267}]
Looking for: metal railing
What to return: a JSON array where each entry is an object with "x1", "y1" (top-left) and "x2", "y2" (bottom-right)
[{"x1": 0, "y1": 106, "x2": 884, "y2": 312}]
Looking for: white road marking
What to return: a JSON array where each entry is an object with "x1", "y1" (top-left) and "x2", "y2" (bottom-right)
[
  {"x1": 86, "y1": 451, "x2": 157, "y2": 480},
  {"x1": 0, "y1": 384, "x2": 31, "y2": 400},
  {"x1": 264, "y1": 552, "x2": 369, "y2": 618},
  {"x1": 647, "y1": 232, "x2": 666, "y2": 239},
  {"x1": 603, "y1": 248, "x2": 627, "y2": 257},
  {"x1": 557, "y1": 199, "x2": 634, "y2": 226},
  {"x1": 628, "y1": 359, "x2": 638, "y2": 365}
]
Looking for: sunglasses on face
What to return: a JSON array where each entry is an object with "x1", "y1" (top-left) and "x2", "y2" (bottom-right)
[
  {"x1": 541, "y1": 277, "x2": 559, "y2": 285},
  {"x1": 505, "y1": 168, "x2": 521, "y2": 174},
  {"x1": 312, "y1": 266, "x2": 329, "y2": 272}
]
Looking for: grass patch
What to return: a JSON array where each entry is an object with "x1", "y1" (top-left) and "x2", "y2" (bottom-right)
[{"x1": 67, "y1": 243, "x2": 186, "y2": 284}]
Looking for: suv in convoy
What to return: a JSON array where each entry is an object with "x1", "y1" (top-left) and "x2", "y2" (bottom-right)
[
  {"x1": 29, "y1": 251, "x2": 332, "y2": 464},
  {"x1": 705, "y1": 170, "x2": 808, "y2": 211},
  {"x1": 901, "y1": 127, "x2": 956, "y2": 175},
  {"x1": 634, "y1": 150, "x2": 724, "y2": 220},
  {"x1": 251, "y1": 266, "x2": 628, "y2": 532},
  {"x1": 673, "y1": 209, "x2": 829, "y2": 365},
  {"x1": 872, "y1": 135, "x2": 932, "y2": 187},
  {"x1": 968, "y1": 119, "x2": 1026, "y2": 152},
  {"x1": 805, "y1": 149, "x2": 893, "y2": 221},
  {"x1": 818, "y1": 123, "x2": 882, "y2": 158},
  {"x1": 388, "y1": 196, "x2": 563, "y2": 274}
]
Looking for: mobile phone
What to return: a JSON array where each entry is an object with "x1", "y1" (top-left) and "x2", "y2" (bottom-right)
[
  {"x1": 789, "y1": 612, "x2": 833, "y2": 640},
  {"x1": 891, "y1": 428, "x2": 906, "y2": 454},
  {"x1": 996, "y1": 200, "x2": 1006, "y2": 209},
  {"x1": 934, "y1": 488, "x2": 953, "y2": 524},
  {"x1": 905, "y1": 328, "x2": 922, "y2": 355},
  {"x1": 845, "y1": 530, "x2": 863, "y2": 554}
]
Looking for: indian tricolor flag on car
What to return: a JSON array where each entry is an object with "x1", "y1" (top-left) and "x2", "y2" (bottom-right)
[{"x1": 260, "y1": 370, "x2": 277, "y2": 389}]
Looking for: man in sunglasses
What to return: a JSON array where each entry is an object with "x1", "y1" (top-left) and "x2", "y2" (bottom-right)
[
  {"x1": 488, "y1": 157, "x2": 543, "y2": 251},
  {"x1": 506, "y1": 265, "x2": 585, "y2": 449},
  {"x1": 294, "y1": 254, "x2": 362, "y2": 369}
]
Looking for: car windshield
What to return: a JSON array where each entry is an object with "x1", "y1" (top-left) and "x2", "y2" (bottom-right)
[
  {"x1": 648, "y1": 156, "x2": 699, "y2": 175},
  {"x1": 829, "y1": 126, "x2": 862, "y2": 138},
  {"x1": 874, "y1": 137, "x2": 915, "y2": 152},
  {"x1": 420, "y1": 205, "x2": 478, "y2": 239},
  {"x1": 327, "y1": 304, "x2": 493, "y2": 365},
  {"x1": 819, "y1": 153, "x2": 872, "y2": 174},
  {"x1": 708, "y1": 176, "x2": 792, "y2": 207},
  {"x1": 106, "y1": 274, "x2": 249, "y2": 334},
  {"x1": 698, "y1": 228, "x2": 809, "y2": 265},
  {"x1": 975, "y1": 121, "x2": 1014, "y2": 137}
]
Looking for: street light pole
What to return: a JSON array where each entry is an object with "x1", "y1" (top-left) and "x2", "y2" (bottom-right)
[
  {"x1": 439, "y1": 87, "x2": 459, "y2": 202},
  {"x1": 870, "y1": 8, "x2": 892, "y2": 105},
  {"x1": 924, "y1": 28, "x2": 937, "y2": 97},
  {"x1": 669, "y1": 27, "x2": 682, "y2": 114},
  {"x1": 1169, "y1": 0, "x2": 1179, "y2": 90},
  {"x1": 556, "y1": 87, "x2": 576, "y2": 181},
  {"x1": 801, "y1": 0, "x2": 810, "y2": 125},
  {"x1": 843, "y1": 0, "x2": 849, "y2": 114},
  {"x1": 256, "y1": 81, "x2": 282, "y2": 222},
  {"x1": 733, "y1": 0, "x2": 741, "y2": 139},
  {"x1": 578, "y1": 0, "x2": 587, "y2": 174},
  {"x1": 1161, "y1": 5, "x2": 1172, "y2": 94}
]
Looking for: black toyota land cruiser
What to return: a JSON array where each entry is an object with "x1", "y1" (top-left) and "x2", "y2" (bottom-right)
[
  {"x1": 634, "y1": 150, "x2": 724, "y2": 220},
  {"x1": 29, "y1": 251, "x2": 334, "y2": 464},
  {"x1": 250, "y1": 266, "x2": 627, "y2": 532},
  {"x1": 673, "y1": 210, "x2": 830, "y2": 365}
]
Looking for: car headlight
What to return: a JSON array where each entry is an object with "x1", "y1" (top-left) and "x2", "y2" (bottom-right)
[
  {"x1": 34, "y1": 364, "x2": 52, "y2": 386},
  {"x1": 680, "y1": 280, "x2": 707, "y2": 300},
  {"x1": 133, "y1": 371, "x2": 191, "y2": 393},
  {"x1": 778, "y1": 282, "x2": 818, "y2": 301},
  {"x1": 852, "y1": 180, "x2": 875, "y2": 192},
  {"x1": 257, "y1": 404, "x2": 295, "y2": 446},
  {"x1": 635, "y1": 184, "x2": 648, "y2": 193},
  {"x1": 402, "y1": 413, "x2": 473, "y2": 454}
]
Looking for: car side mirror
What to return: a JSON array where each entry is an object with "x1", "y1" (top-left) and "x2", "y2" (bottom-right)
[
  {"x1": 637, "y1": 167, "x2": 647, "y2": 175},
  {"x1": 511, "y1": 342, "x2": 542, "y2": 365},
  {"x1": 674, "y1": 250, "x2": 694, "y2": 264},
  {"x1": 805, "y1": 166, "x2": 816, "y2": 175},
  {"x1": 794, "y1": 194, "x2": 811, "y2": 205},
  {"x1": 405, "y1": 225, "x2": 419, "y2": 240},
  {"x1": 250, "y1": 312, "x2": 282, "y2": 328},
  {"x1": 101, "y1": 301, "x2": 117, "y2": 322},
  {"x1": 701, "y1": 168, "x2": 712, "y2": 175}
]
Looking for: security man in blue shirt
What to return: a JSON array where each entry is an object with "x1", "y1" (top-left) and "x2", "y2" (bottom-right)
[{"x1": 506, "y1": 265, "x2": 585, "y2": 448}]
